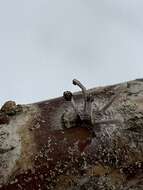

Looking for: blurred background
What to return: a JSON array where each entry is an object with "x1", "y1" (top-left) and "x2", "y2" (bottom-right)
[{"x1": 0, "y1": 0, "x2": 143, "y2": 105}]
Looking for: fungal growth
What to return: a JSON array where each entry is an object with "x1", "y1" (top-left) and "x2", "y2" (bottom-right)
[
  {"x1": 63, "y1": 91, "x2": 79, "y2": 116},
  {"x1": 0, "y1": 101, "x2": 23, "y2": 125},
  {"x1": 63, "y1": 79, "x2": 93, "y2": 128},
  {"x1": 0, "y1": 79, "x2": 143, "y2": 190},
  {"x1": 62, "y1": 79, "x2": 122, "y2": 129},
  {"x1": 72, "y1": 79, "x2": 88, "y2": 113},
  {"x1": 1, "y1": 101, "x2": 23, "y2": 116}
]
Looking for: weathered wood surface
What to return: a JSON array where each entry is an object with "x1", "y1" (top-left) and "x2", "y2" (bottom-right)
[{"x1": 0, "y1": 79, "x2": 143, "y2": 190}]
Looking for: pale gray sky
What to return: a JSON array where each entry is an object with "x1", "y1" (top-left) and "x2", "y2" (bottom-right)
[{"x1": 0, "y1": 0, "x2": 143, "y2": 105}]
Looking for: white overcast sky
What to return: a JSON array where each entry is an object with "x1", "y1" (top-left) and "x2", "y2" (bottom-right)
[{"x1": 0, "y1": 0, "x2": 143, "y2": 105}]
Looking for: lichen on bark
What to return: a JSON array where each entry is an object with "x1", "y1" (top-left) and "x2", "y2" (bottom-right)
[{"x1": 0, "y1": 79, "x2": 143, "y2": 190}]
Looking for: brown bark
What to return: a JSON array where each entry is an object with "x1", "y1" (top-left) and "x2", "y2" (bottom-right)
[{"x1": 0, "y1": 79, "x2": 143, "y2": 190}]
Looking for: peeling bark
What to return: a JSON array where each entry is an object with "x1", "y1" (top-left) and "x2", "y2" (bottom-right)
[{"x1": 0, "y1": 79, "x2": 143, "y2": 190}]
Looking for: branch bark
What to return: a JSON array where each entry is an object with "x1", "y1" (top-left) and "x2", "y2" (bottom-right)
[{"x1": 0, "y1": 79, "x2": 143, "y2": 190}]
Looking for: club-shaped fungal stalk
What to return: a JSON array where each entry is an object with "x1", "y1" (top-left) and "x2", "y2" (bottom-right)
[
  {"x1": 63, "y1": 91, "x2": 79, "y2": 116},
  {"x1": 72, "y1": 79, "x2": 88, "y2": 113},
  {"x1": 63, "y1": 80, "x2": 123, "y2": 129},
  {"x1": 63, "y1": 80, "x2": 93, "y2": 124}
]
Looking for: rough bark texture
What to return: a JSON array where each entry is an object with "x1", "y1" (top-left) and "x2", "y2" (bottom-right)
[{"x1": 0, "y1": 79, "x2": 143, "y2": 190}]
